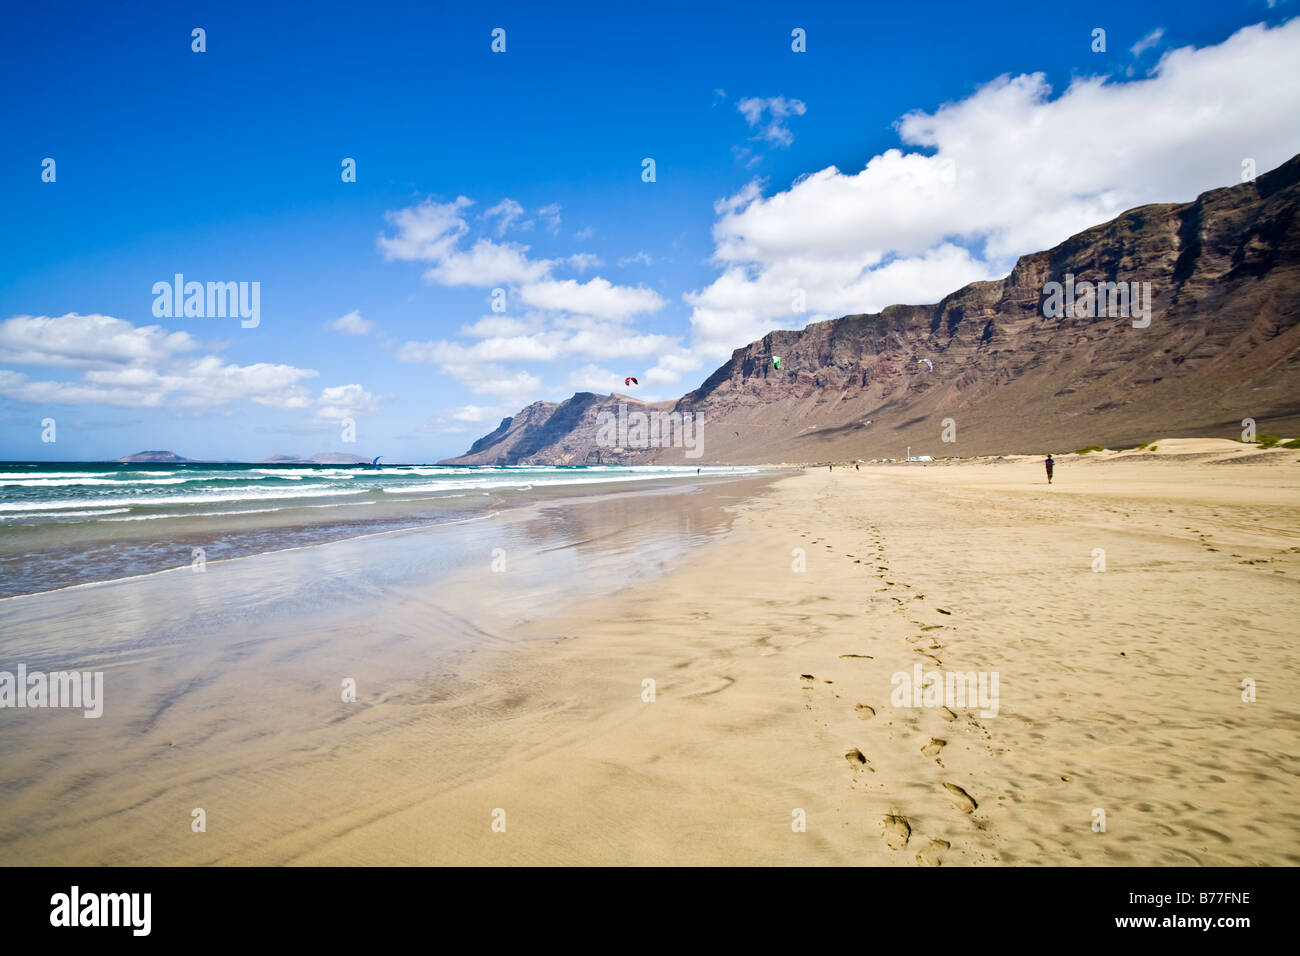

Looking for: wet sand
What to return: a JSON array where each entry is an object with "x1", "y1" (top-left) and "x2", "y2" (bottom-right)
[
  {"x1": 0, "y1": 474, "x2": 775, "y2": 863},
  {"x1": 2, "y1": 442, "x2": 1298, "y2": 865}
]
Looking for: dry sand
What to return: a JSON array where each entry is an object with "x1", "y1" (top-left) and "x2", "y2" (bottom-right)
[{"x1": 3, "y1": 441, "x2": 1297, "y2": 865}]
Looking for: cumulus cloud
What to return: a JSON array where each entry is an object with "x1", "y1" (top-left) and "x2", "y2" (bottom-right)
[
  {"x1": 377, "y1": 197, "x2": 472, "y2": 262},
  {"x1": 0, "y1": 313, "x2": 199, "y2": 368},
  {"x1": 0, "y1": 313, "x2": 368, "y2": 419},
  {"x1": 378, "y1": 197, "x2": 653, "y2": 315},
  {"x1": 399, "y1": 307, "x2": 680, "y2": 406},
  {"x1": 686, "y1": 20, "x2": 1300, "y2": 359},
  {"x1": 381, "y1": 194, "x2": 672, "y2": 405},
  {"x1": 429, "y1": 238, "x2": 553, "y2": 286},
  {"x1": 565, "y1": 363, "x2": 623, "y2": 393},
  {"x1": 317, "y1": 383, "x2": 379, "y2": 420},
  {"x1": 518, "y1": 277, "x2": 665, "y2": 320},
  {"x1": 325, "y1": 310, "x2": 374, "y2": 335}
]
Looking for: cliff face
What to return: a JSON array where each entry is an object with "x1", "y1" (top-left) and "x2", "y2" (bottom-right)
[
  {"x1": 444, "y1": 155, "x2": 1300, "y2": 464},
  {"x1": 447, "y1": 393, "x2": 675, "y2": 465}
]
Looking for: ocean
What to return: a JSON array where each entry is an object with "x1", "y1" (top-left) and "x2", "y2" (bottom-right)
[{"x1": 0, "y1": 461, "x2": 756, "y2": 598}]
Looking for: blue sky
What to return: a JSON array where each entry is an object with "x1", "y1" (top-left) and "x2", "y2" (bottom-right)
[{"x1": 1, "y1": 0, "x2": 1297, "y2": 462}]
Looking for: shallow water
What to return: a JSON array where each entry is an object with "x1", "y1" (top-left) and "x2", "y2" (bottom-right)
[{"x1": 0, "y1": 462, "x2": 755, "y2": 597}]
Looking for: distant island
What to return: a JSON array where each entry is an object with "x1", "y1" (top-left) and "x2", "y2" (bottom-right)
[
  {"x1": 261, "y1": 453, "x2": 373, "y2": 464},
  {"x1": 115, "y1": 451, "x2": 374, "y2": 464},
  {"x1": 116, "y1": 450, "x2": 191, "y2": 463}
]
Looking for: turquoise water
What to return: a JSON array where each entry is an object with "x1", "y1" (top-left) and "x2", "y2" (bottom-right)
[
  {"x1": 0, "y1": 461, "x2": 747, "y2": 521},
  {"x1": 0, "y1": 461, "x2": 755, "y2": 597}
]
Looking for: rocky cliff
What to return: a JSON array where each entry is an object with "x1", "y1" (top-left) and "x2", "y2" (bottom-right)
[{"x1": 443, "y1": 154, "x2": 1300, "y2": 464}]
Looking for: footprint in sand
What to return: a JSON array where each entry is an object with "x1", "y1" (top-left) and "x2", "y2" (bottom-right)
[
  {"x1": 845, "y1": 747, "x2": 873, "y2": 771},
  {"x1": 881, "y1": 814, "x2": 911, "y2": 849},
  {"x1": 943, "y1": 782, "x2": 978, "y2": 812},
  {"x1": 921, "y1": 738, "x2": 946, "y2": 758},
  {"x1": 685, "y1": 676, "x2": 735, "y2": 697},
  {"x1": 916, "y1": 838, "x2": 951, "y2": 866},
  {"x1": 855, "y1": 704, "x2": 875, "y2": 720}
]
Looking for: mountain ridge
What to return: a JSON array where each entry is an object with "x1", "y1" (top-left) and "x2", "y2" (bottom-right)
[{"x1": 443, "y1": 154, "x2": 1300, "y2": 465}]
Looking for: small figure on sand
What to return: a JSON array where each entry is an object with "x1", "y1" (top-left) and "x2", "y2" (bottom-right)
[{"x1": 1044, "y1": 454, "x2": 1055, "y2": 484}]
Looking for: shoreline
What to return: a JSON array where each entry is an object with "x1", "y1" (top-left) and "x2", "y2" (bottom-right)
[
  {"x1": 1, "y1": 448, "x2": 1296, "y2": 864},
  {"x1": 0, "y1": 467, "x2": 769, "y2": 600}
]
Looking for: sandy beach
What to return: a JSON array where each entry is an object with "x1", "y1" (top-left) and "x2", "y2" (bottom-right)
[{"x1": 2, "y1": 442, "x2": 1297, "y2": 865}]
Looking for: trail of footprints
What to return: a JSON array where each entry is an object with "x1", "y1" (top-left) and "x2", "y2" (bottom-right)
[{"x1": 797, "y1": 517, "x2": 988, "y2": 866}]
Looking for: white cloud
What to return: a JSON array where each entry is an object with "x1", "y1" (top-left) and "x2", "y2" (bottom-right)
[
  {"x1": 379, "y1": 199, "x2": 661, "y2": 321},
  {"x1": 519, "y1": 277, "x2": 666, "y2": 320},
  {"x1": 565, "y1": 364, "x2": 623, "y2": 393},
  {"x1": 484, "y1": 198, "x2": 526, "y2": 235},
  {"x1": 561, "y1": 326, "x2": 676, "y2": 360},
  {"x1": 398, "y1": 336, "x2": 561, "y2": 364},
  {"x1": 737, "y1": 96, "x2": 807, "y2": 147},
  {"x1": 1, "y1": 356, "x2": 319, "y2": 410},
  {"x1": 1131, "y1": 27, "x2": 1165, "y2": 56},
  {"x1": 317, "y1": 383, "x2": 379, "y2": 420},
  {"x1": 467, "y1": 368, "x2": 544, "y2": 403},
  {"x1": 426, "y1": 238, "x2": 554, "y2": 287},
  {"x1": 378, "y1": 197, "x2": 551, "y2": 286},
  {"x1": 617, "y1": 251, "x2": 653, "y2": 267},
  {"x1": 0, "y1": 313, "x2": 199, "y2": 368},
  {"x1": 537, "y1": 203, "x2": 562, "y2": 234},
  {"x1": 459, "y1": 315, "x2": 538, "y2": 338},
  {"x1": 687, "y1": 20, "x2": 1300, "y2": 359},
  {"x1": 0, "y1": 313, "x2": 370, "y2": 418},
  {"x1": 398, "y1": 310, "x2": 680, "y2": 404},
  {"x1": 642, "y1": 349, "x2": 706, "y2": 386},
  {"x1": 325, "y1": 310, "x2": 373, "y2": 335},
  {"x1": 378, "y1": 197, "x2": 472, "y2": 262},
  {"x1": 448, "y1": 404, "x2": 506, "y2": 423}
]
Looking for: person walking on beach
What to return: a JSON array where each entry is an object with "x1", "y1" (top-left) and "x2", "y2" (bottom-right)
[{"x1": 1044, "y1": 454, "x2": 1055, "y2": 484}]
